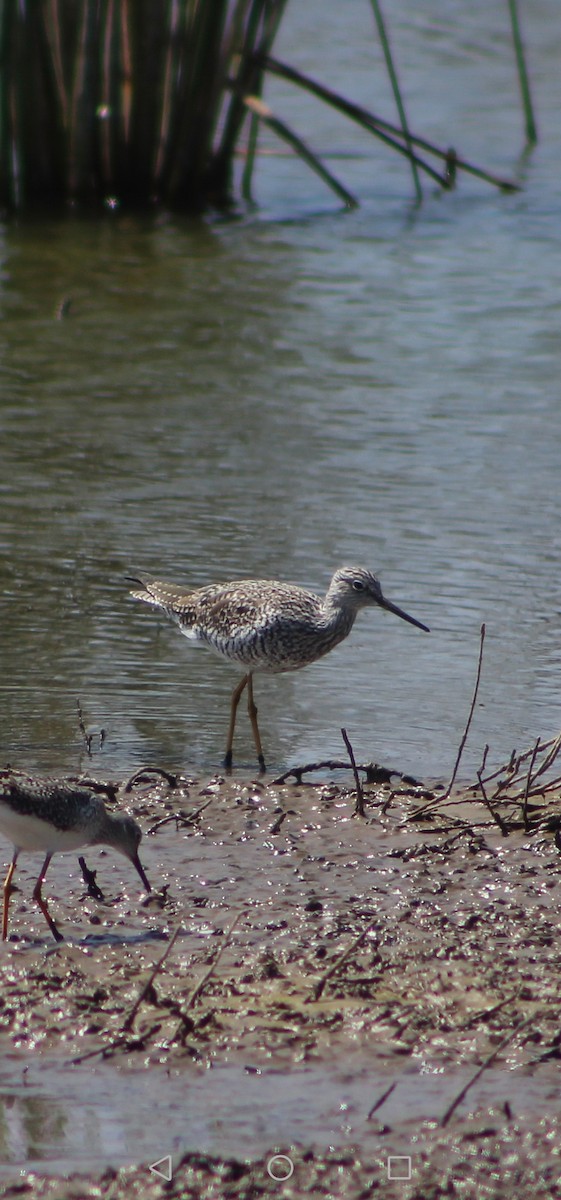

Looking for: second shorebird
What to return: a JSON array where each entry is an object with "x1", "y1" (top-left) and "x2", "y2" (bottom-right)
[
  {"x1": 0, "y1": 777, "x2": 151, "y2": 942},
  {"x1": 129, "y1": 565, "x2": 430, "y2": 772}
]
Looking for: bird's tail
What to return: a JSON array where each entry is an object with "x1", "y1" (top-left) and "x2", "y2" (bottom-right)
[{"x1": 127, "y1": 576, "x2": 193, "y2": 623}]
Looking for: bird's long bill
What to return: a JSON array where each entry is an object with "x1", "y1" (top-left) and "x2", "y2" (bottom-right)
[
  {"x1": 131, "y1": 853, "x2": 151, "y2": 892},
  {"x1": 380, "y1": 595, "x2": 430, "y2": 633}
]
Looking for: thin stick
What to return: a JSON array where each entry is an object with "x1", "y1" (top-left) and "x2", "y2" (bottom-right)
[
  {"x1": 241, "y1": 110, "x2": 260, "y2": 203},
  {"x1": 443, "y1": 624, "x2": 486, "y2": 799},
  {"x1": 441, "y1": 1015, "x2": 531, "y2": 1127},
  {"x1": 369, "y1": 0, "x2": 421, "y2": 202},
  {"x1": 406, "y1": 625, "x2": 487, "y2": 822},
  {"x1": 507, "y1": 0, "x2": 537, "y2": 144},
  {"x1": 479, "y1": 732, "x2": 561, "y2": 795},
  {"x1": 341, "y1": 728, "x2": 366, "y2": 817},
  {"x1": 459, "y1": 988, "x2": 520, "y2": 1031},
  {"x1": 522, "y1": 737, "x2": 540, "y2": 831},
  {"x1": 308, "y1": 922, "x2": 375, "y2": 1002},
  {"x1": 172, "y1": 910, "x2": 245, "y2": 1039},
  {"x1": 122, "y1": 924, "x2": 182, "y2": 1032},
  {"x1": 476, "y1": 770, "x2": 510, "y2": 837},
  {"x1": 480, "y1": 743, "x2": 533, "y2": 786},
  {"x1": 148, "y1": 798, "x2": 213, "y2": 836},
  {"x1": 258, "y1": 55, "x2": 519, "y2": 193},
  {"x1": 122, "y1": 766, "x2": 179, "y2": 792},
  {"x1": 78, "y1": 856, "x2": 104, "y2": 901},
  {"x1": 477, "y1": 743, "x2": 490, "y2": 780},
  {"x1": 269, "y1": 811, "x2": 287, "y2": 835},
  {"x1": 70, "y1": 1019, "x2": 163, "y2": 1065},
  {"x1": 242, "y1": 95, "x2": 358, "y2": 208},
  {"x1": 271, "y1": 759, "x2": 419, "y2": 787},
  {"x1": 71, "y1": 1036, "x2": 129, "y2": 1065},
  {"x1": 367, "y1": 1080, "x2": 396, "y2": 1120},
  {"x1": 533, "y1": 732, "x2": 561, "y2": 779},
  {"x1": 76, "y1": 699, "x2": 93, "y2": 756},
  {"x1": 407, "y1": 736, "x2": 561, "y2": 822}
]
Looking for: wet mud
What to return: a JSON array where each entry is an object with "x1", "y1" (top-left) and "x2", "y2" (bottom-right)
[{"x1": 1, "y1": 763, "x2": 560, "y2": 1198}]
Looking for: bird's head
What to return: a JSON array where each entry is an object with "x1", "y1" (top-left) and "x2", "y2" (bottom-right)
[{"x1": 328, "y1": 566, "x2": 430, "y2": 631}]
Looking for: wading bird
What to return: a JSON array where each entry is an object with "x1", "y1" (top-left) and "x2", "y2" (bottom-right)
[
  {"x1": 129, "y1": 565, "x2": 430, "y2": 771},
  {"x1": 0, "y1": 777, "x2": 151, "y2": 942}
]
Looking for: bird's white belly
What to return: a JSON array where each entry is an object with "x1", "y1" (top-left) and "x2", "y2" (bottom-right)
[
  {"x1": 0, "y1": 808, "x2": 89, "y2": 853},
  {"x1": 181, "y1": 628, "x2": 207, "y2": 645},
  {"x1": 180, "y1": 624, "x2": 318, "y2": 673}
]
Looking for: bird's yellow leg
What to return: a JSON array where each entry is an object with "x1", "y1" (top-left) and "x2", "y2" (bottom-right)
[
  {"x1": 224, "y1": 674, "x2": 250, "y2": 770},
  {"x1": 247, "y1": 674, "x2": 266, "y2": 773},
  {"x1": 32, "y1": 853, "x2": 64, "y2": 943},
  {"x1": 2, "y1": 853, "x2": 18, "y2": 941}
]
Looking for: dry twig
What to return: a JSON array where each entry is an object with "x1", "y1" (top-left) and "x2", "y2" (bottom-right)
[
  {"x1": 441, "y1": 1015, "x2": 532, "y2": 1127},
  {"x1": 269, "y1": 811, "x2": 288, "y2": 835},
  {"x1": 444, "y1": 624, "x2": 486, "y2": 799},
  {"x1": 459, "y1": 989, "x2": 521, "y2": 1031},
  {"x1": 272, "y1": 759, "x2": 421, "y2": 787},
  {"x1": 76, "y1": 699, "x2": 93, "y2": 756},
  {"x1": 148, "y1": 798, "x2": 213, "y2": 836},
  {"x1": 522, "y1": 738, "x2": 541, "y2": 831},
  {"x1": 122, "y1": 925, "x2": 182, "y2": 1032},
  {"x1": 123, "y1": 766, "x2": 180, "y2": 793},
  {"x1": 341, "y1": 728, "x2": 366, "y2": 817},
  {"x1": 308, "y1": 922, "x2": 376, "y2": 1002},
  {"x1": 408, "y1": 625, "x2": 486, "y2": 821},
  {"x1": 476, "y1": 770, "x2": 510, "y2": 836},
  {"x1": 78, "y1": 855, "x2": 104, "y2": 901},
  {"x1": 172, "y1": 911, "x2": 246, "y2": 1039},
  {"x1": 367, "y1": 1080, "x2": 396, "y2": 1120}
]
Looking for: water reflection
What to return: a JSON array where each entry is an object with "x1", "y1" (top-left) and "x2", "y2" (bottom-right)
[
  {"x1": 2, "y1": 1057, "x2": 558, "y2": 1178},
  {"x1": 0, "y1": 1090, "x2": 66, "y2": 1167}
]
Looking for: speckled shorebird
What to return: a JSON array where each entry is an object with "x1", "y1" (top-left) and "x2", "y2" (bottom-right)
[
  {"x1": 0, "y1": 777, "x2": 151, "y2": 942},
  {"x1": 129, "y1": 565, "x2": 430, "y2": 771}
]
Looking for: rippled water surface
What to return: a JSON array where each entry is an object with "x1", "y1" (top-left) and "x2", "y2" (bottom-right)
[{"x1": 1, "y1": 0, "x2": 560, "y2": 783}]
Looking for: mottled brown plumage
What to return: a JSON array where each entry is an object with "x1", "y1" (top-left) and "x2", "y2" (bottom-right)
[{"x1": 129, "y1": 565, "x2": 429, "y2": 771}]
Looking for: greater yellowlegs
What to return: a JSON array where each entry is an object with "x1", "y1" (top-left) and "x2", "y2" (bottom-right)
[
  {"x1": 0, "y1": 777, "x2": 151, "y2": 942},
  {"x1": 129, "y1": 564, "x2": 429, "y2": 771}
]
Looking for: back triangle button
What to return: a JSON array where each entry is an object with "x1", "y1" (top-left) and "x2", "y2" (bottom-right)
[{"x1": 149, "y1": 1155, "x2": 173, "y2": 1181}]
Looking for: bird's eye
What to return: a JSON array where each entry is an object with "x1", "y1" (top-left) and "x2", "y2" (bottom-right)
[{"x1": 352, "y1": 579, "x2": 365, "y2": 592}]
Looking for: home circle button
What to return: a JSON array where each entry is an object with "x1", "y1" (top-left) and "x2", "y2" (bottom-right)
[{"x1": 267, "y1": 1154, "x2": 295, "y2": 1181}]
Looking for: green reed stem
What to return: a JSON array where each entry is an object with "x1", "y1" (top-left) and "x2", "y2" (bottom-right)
[
  {"x1": 369, "y1": 0, "x2": 422, "y2": 202},
  {"x1": 507, "y1": 0, "x2": 537, "y2": 145},
  {"x1": 243, "y1": 95, "x2": 357, "y2": 209},
  {"x1": 259, "y1": 55, "x2": 519, "y2": 193}
]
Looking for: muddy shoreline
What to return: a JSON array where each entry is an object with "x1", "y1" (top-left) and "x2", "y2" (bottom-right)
[{"x1": 1, "y1": 760, "x2": 560, "y2": 1198}]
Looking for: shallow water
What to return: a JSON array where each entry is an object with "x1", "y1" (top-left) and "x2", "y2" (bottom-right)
[{"x1": 1, "y1": 1056, "x2": 559, "y2": 1179}]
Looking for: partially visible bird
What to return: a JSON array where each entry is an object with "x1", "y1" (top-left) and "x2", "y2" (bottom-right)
[
  {"x1": 0, "y1": 777, "x2": 151, "y2": 942},
  {"x1": 128, "y1": 564, "x2": 430, "y2": 771}
]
